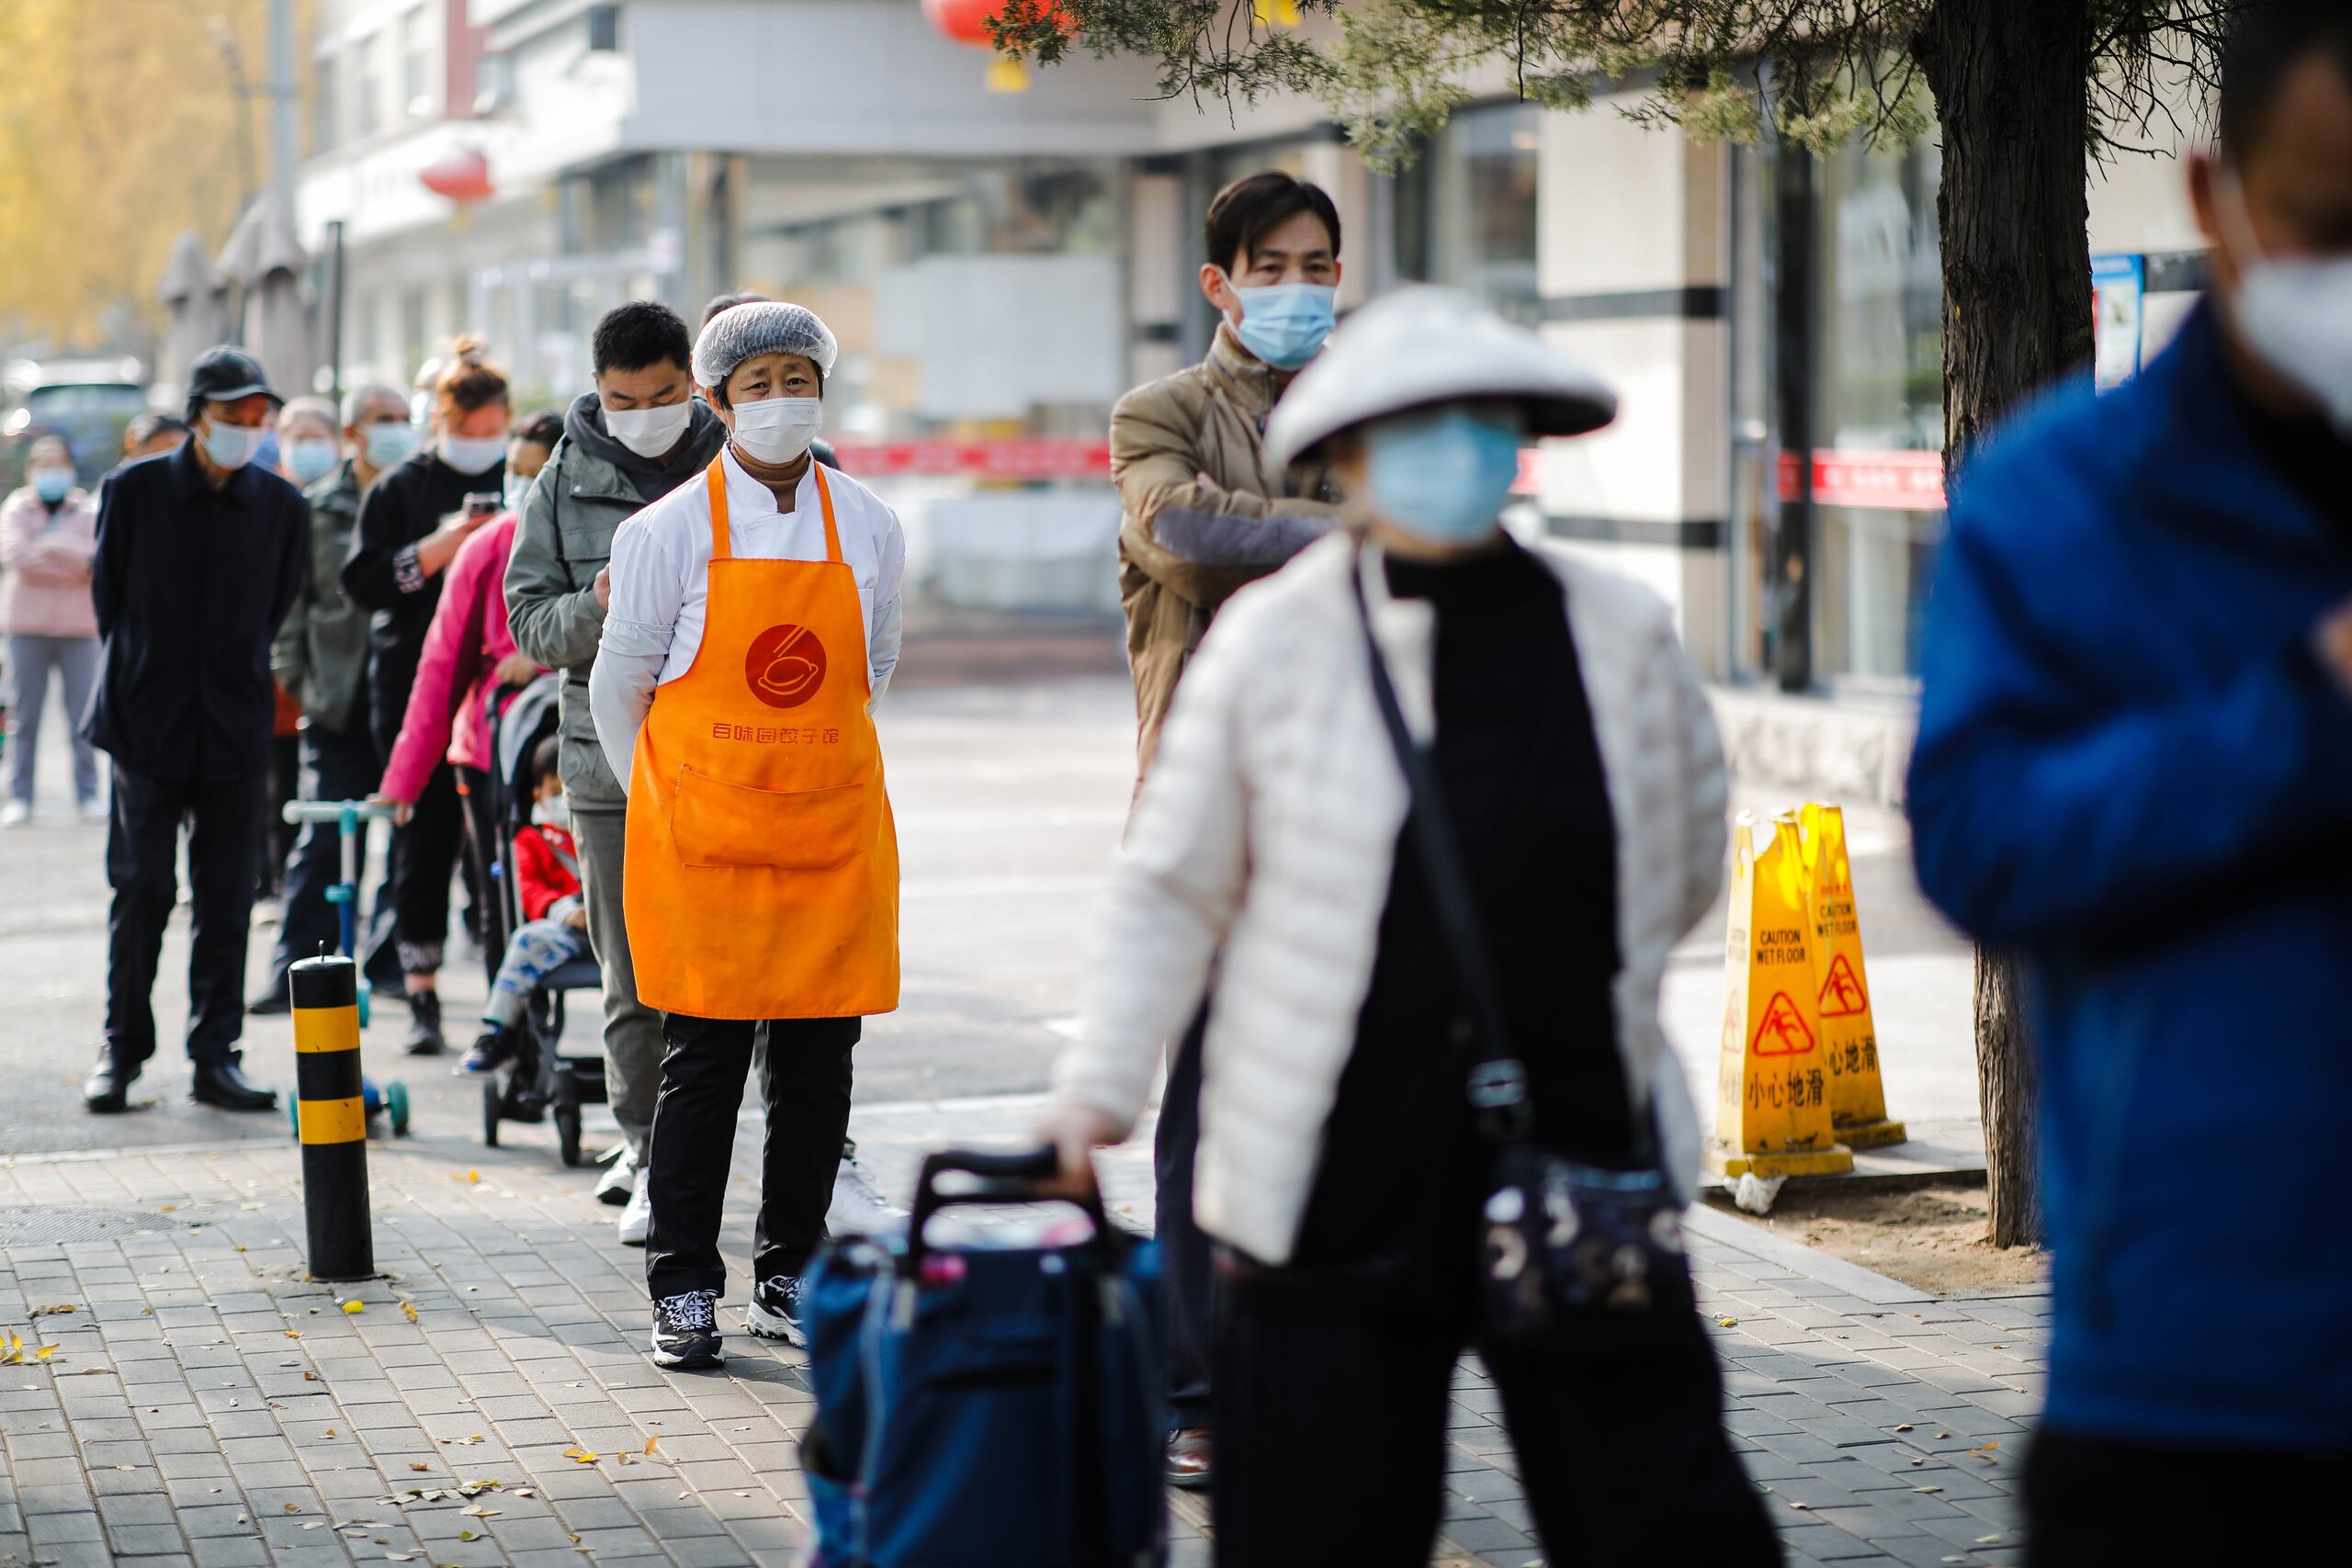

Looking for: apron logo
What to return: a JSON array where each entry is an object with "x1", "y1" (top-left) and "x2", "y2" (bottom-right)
[{"x1": 745, "y1": 624, "x2": 829, "y2": 709}]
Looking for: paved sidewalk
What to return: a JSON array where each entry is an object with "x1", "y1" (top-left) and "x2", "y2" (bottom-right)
[{"x1": 0, "y1": 1095, "x2": 2044, "y2": 1568}]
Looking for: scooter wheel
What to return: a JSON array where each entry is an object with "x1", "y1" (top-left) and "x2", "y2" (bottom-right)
[{"x1": 386, "y1": 1080, "x2": 410, "y2": 1137}]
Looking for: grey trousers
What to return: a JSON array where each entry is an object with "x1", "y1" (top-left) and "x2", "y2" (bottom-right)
[
  {"x1": 6, "y1": 633, "x2": 99, "y2": 806},
  {"x1": 572, "y1": 807, "x2": 663, "y2": 1156}
]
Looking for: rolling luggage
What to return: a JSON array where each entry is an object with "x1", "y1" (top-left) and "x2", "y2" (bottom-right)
[{"x1": 800, "y1": 1146, "x2": 1166, "y2": 1568}]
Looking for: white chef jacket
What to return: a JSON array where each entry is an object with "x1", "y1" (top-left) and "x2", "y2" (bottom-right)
[{"x1": 590, "y1": 446, "x2": 906, "y2": 795}]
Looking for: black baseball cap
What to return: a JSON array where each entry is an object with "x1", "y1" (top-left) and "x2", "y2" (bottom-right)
[{"x1": 184, "y1": 345, "x2": 283, "y2": 419}]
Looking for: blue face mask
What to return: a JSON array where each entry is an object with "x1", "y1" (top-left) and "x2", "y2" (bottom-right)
[
  {"x1": 287, "y1": 437, "x2": 339, "y2": 484},
  {"x1": 1363, "y1": 405, "x2": 1525, "y2": 545},
  {"x1": 201, "y1": 421, "x2": 265, "y2": 471},
  {"x1": 30, "y1": 468, "x2": 73, "y2": 503},
  {"x1": 364, "y1": 421, "x2": 421, "y2": 469},
  {"x1": 1230, "y1": 282, "x2": 1337, "y2": 370}
]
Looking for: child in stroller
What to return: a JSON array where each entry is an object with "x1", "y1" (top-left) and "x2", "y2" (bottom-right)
[{"x1": 459, "y1": 735, "x2": 585, "y2": 1075}]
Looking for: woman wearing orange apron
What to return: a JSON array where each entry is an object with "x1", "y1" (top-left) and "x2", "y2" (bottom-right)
[{"x1": 588, "y1": 302, "x2": 904, "y2": 1369}]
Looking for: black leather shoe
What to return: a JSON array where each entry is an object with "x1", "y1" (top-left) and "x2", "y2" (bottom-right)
[
  {"x1": 247, "y1": 986, "x2": 292, "y2": 1016},
  {"x1": 85, "y1": 1051, "x2": 137, "y2": 1113},
  {"x1": 190, "y1": 1061, "x2": 278, "y2": 1111}
]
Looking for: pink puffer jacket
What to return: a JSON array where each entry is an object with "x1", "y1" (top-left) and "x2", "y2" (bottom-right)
[
  {"x1": 0, "y1": 486, "x2": 99, "y2": 638},
  {"x1": 379, "y1": 513, "x2": 539, "y2": 800}
]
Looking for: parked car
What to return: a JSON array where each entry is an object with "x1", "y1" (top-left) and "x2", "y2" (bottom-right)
[{"x1": 1, "y1": 357, "x2": 152, "y2": 489}]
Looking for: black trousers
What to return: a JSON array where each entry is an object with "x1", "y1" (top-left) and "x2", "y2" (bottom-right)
[
  {"x1": 453, "y1": 762, "x2": 501, "y2": 987},
  {"x1": 644, "y1": 1013, "x2": 858, "y2": 1301},
  {"x1": 387, "y1": 759, "x2": 463, "y2": 976},
  {"x1": 1211, "y1": 1267, "x2": 1778, "y2": 1568},
  {"x1": 2025, "y1": 1427, "x2": 2352, "y2": 1566},
  {"x1": 1154, "y1": 1008, "x2": 1214, "y2": 1430},
  {"x1": 106, "y1": 764, "x2": 267, "y2": 1070},
  {"x1": 263, "y1": 713, "x2": 382, "y2": 996},
  {"x1": 255, "y1": 733, "x2": 300, "y2": 897}
]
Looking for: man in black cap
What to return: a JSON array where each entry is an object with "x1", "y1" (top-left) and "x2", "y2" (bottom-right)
[{"x1": 81, "y1": 345, "x2": 310, "y2": 1112}]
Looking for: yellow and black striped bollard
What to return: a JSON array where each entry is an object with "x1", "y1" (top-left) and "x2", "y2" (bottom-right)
[{"x1": 291, "y1": 954, "x2": 374, "y2": 1280}]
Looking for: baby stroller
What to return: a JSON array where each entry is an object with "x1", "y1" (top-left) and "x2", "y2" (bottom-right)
[{"x1": 479, "y1": 672, "x2": 608, "y2": 1166}]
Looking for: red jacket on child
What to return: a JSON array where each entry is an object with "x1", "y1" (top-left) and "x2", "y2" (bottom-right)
[{"x1": 513, "y1": 822, "x2": 582, "y2": 923}]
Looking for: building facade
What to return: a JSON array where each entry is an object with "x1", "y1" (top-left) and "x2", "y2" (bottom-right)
[{"x1": 296, "y1": 1, "x2": 2209, "y2": 676}]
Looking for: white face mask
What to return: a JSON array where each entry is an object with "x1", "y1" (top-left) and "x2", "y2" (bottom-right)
[
  {"x1": 532, "y1": 795, "x2": 570, "y2": 829},
  {"x1": 605, "y1": 399, "x2": 693, "y2": 459},
  {"x1": 440, "y1": 434, "x2": 506, "y2": 476},
  {"x1": 201, "y1": 421, "x2": 266, "y2": 471},
  {"x1": 729, "y1": 396, "x2": 822, "y2": 466},
  {"x1": 2221, "y1": 173, "x2": 2352, "y2": 435}
]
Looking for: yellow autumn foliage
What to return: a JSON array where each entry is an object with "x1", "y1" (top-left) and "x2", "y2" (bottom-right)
[{"x1": 0, "y1": 0, "x2": 297, "y2": 345}]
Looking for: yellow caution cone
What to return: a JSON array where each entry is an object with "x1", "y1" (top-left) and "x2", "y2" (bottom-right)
[
  {"x1": 1795, "y1": 803, "x2": 1907, "y2": 1148},
  {"x1": 1712, "y1": 814, "x2": 1855, "y2": 1179}
]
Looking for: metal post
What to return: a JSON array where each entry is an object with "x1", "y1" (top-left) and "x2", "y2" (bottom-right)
[
  {"x1": 323, "y1": 220, "x2": 347, "y2": 403},
  {"x1": 267, "y1": 0, "x2": 300, "y2": 221},
  {"x1": 1770, "y1": 139, "x2": 1817, "y2": 694},
  {"x1": 291, "y1": 955, "x2": 374, "y2": 1280}
]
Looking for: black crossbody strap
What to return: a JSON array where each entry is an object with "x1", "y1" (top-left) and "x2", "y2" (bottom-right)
[{"x1": 1349, "y1": 551, "x2": 1532, "y2": 1141}]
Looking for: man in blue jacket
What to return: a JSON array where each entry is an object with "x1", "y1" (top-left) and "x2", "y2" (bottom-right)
[{"x1": 1908, "y1": 4, "x2": 2352, "y2": 1556}]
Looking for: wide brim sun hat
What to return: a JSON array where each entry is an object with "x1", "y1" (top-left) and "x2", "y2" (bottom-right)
[{"x1": 1262, "y1": 286, "x2": 1617, "y2": 470}]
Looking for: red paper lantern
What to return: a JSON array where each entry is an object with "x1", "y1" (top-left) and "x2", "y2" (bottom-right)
[
  {"x1": 420, "y1": 147, "x2": 494, "y2": 204},
  {"x1": 922, "y1": 0, "x2": 1068, "y2": 49}
]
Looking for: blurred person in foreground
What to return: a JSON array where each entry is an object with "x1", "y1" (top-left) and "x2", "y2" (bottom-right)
[
  {"x1": 590, "y1": 301, "x2": 904, "y2": 1368},
  {"x1": 507, "y1": 300, "x2": 729, "y2": 1236},
  {"x1": 82, "y1": 347, "x2": 306, "y2": 1113},
  {"x1": 256, "y1": 399, "x2": 345, "y2": 897},
  {"x1": 1038, "y1": 289, "x2": 1770, "y2": 1566},
  {"x1": 1906, "y1": 4, "x2": 2352, "y2": 1559},
  {"x1": 343, "y1": 340, "x2": 511, "y2": 1055},
  {"x1": 1109, "y1": 168, "x2": 1348, "y2": 1487},
  {"x1": 373, "y1": 412, "x2": 561, "y2": 990},
  {"x1": 2, "y1": 434, "x2": 102, "y2": 826},
  {"x1": 118, "y1": 413, "x2": 188, "y2": 465},
  {"x1": 252, "y1": 386, "x2": 417, "y2": 1011}
]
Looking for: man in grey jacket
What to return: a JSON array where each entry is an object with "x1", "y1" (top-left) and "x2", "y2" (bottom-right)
[{"x1": 504, "y1": 301, "x2": 728, "y2": 1241}]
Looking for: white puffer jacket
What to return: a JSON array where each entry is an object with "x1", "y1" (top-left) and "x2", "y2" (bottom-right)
[{"x1": 1054, "y1": 533, "x2": 1727, "y2": 1266}]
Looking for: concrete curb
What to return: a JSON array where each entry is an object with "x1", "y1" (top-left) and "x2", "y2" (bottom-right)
[{"x1": 1682, "y1": 1199, "x2": 1935, "y2": 1305}]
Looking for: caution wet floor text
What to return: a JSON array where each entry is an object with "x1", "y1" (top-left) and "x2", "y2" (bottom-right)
[{"x1": 1712, "y1": 814, "x2": 1854, "y2": 1179}]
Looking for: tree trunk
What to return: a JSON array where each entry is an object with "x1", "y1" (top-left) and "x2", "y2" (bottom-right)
[{"x1": 1912, "y1": 0, "x2": 2096, "y2": 1248}]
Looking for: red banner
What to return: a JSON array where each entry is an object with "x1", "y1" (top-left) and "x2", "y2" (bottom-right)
[
  {"x1": 1776, "y1": 449, "x2": 1945, "y2": 512},
  {"x1": 825, "y1": 438, "x2": 1112, "y2": 480}
]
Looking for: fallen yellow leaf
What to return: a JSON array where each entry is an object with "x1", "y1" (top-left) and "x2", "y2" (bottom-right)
[
  {"x1": 1717, "y1": 1316, "x2": 1737, "y2": 1327},
  {"x1": 410, "y1": 1464, "x2": 430, "y2": 1472},
  {"x1": 457, "y1": 1529, "x2": 477, "y2": 1541},
  {"x1": 33, "y1": 1345, "x2": 57, "y2": 1360},
  {"x1": 341, "y1": 1301, "x2": 365, "y2": 1314},
  {"x1": 562, "y1": 1446, "x2": 599, "y2": 1464},
  {"x1": 643, "y1": 1435, "x2": 659, "y2": 1455},
  {"x1": 401, "y1": 1300, "x2": 419, "y2": 1324}
]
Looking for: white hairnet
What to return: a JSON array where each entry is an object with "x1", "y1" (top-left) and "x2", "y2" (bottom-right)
[{"x1": 692, "y1": 300, "x2": 840, "y2": 391}]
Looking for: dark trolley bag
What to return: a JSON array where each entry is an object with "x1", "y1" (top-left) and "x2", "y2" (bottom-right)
[{"x1": 800, "y1": 1145, "x2": 1167, "y2": 1568}]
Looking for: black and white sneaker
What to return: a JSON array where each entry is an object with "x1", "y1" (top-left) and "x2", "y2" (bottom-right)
[
  {"x1": 650, "y1": 1290, "x2": 723, "y2": 1369},
  {"x1": 745, "y1": 1275, "x2": 807, "y2": 1348}
]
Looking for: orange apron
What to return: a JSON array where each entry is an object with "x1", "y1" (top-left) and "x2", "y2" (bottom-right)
[{"x1": 623, "y1": 457, "x2": 900, "y2": 1020}]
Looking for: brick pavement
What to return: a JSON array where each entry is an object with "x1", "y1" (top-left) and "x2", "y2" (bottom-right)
[{"x1": 0, "y1": 1102, "x2": 2045, "y2": 1568}]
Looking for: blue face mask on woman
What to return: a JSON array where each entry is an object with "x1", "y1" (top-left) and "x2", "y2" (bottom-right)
[
  {"x1": 1363, "y1": 405, "x2": 1525, "y2": 545},
  {"x1": 30, "y1": 468, "x2": 73, "y2": 503},
  {"x1": 1230, "y1": 282, "x2": 1337, "y2": 370}
]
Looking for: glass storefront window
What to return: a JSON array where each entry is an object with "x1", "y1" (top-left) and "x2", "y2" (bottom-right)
[
  {"x1": 1812, "y1": 136, "x2": 1946, "y2": 689},
  {"x1": 1396, "y1": 102, "x2": 1541, "y2": 325},
  {"x1": 736, "y1": 157, "x2": 1122, "y2": 443}
]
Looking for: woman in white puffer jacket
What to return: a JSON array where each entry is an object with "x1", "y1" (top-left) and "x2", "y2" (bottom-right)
[{"x1": 1039, "y1": 288, "x2": 1776, "y2": 1567}]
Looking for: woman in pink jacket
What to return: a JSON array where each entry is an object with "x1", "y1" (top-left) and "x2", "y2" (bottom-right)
[
  {"x1": 375, "y1": 416, "x2": 560, "y2": 984},
  {"x1": 2, "y1": 435, "x2": 102, "y2": 826}
]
